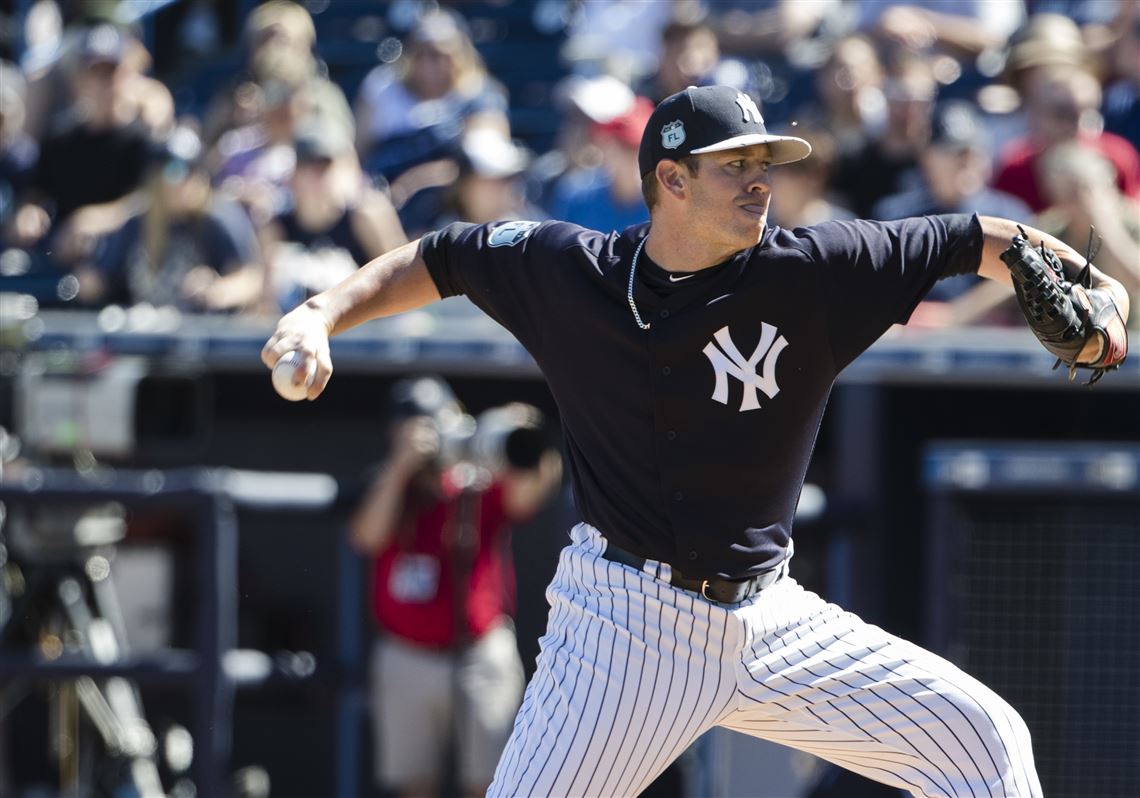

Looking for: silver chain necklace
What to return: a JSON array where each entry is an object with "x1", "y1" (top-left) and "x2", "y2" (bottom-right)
[{"x1": 626, "y1": 237, "x2": 651, "y2": 330}]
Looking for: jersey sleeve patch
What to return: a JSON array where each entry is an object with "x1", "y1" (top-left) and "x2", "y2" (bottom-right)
[{"x1": 487, "y1": 220, "x2": 541, "y2": 247}]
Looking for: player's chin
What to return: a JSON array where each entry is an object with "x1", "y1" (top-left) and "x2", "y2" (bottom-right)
[{"x1": 734, "y1": 206, "x2": 768, "y2": 241}]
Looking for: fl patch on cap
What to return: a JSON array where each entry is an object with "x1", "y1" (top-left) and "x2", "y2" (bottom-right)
[{"x1": 637, "y1": 85, "x2": 812, "y2": 178}]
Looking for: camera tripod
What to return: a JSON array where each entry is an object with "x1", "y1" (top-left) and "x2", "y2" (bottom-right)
[
  {"x1": 0, "y1": 501, "x2": 183, "y2": 797},
  {"x1": 1, "y1": 464, "x2": 334, "y2": 798}
]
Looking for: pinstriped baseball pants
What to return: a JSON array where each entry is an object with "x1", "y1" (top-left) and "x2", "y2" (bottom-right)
[{"x1": 489, "y1": 523, "x2": 1042, "y2": 798}]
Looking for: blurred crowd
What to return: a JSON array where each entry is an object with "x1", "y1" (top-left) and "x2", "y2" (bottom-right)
[{"x1": 0, "y1": 0, "x2": 1137, "y2": 328}]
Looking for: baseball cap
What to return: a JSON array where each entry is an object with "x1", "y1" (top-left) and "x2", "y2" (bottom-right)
[
  {"x1": 558, "y1": 74, "x2": 636, "y2": 124},
  {"x1": 79, "y1": 23, "x2": 126, "y2": 66},
  {"x1": 593, "y1": 96, "x2": 655, "y2": 150},
  {"x1": 1004, "y1": 13, "x2": 1086, "y2": 75},
  {"x1": 389, "y1": 375, "x2": 458, "y2": 420},
  {"x1": 408, "y1": 8, "x2": 469, "y2": 47},
  {"x1": 293, "y1": 119, "x2": 352, "y2": 162},
  {"x1": 156, "y1": 125, "x2": 204, "y2": 165},
  {"x1": 638, "y1": 85, "x2": 811, "y2": 178},
  {"x1": 928, "y1": 101, "x2": 985, "y2": 153},
  {"x1": 153, "y1": 126, "x2": 205, "y2": 183},
  {"x1": 459, "y1": 128, "x2": 529, "y2": 178}
]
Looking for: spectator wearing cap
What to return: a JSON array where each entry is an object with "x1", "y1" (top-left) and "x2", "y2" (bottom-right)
[
  {"x1": 201, "y1": 0, "x2": 353, "y2": 149},
  {"x1": 401, "y1": 128, "x2": 545, "y2": 241},
  {"x1": 350, "y1": 378, "x2": 561, "y2": 798},
  {"x1": 1003, "y1": 13, "x2": 1092, "y2": 101},
  {"x1": 354, "y1": 8, "x2": 510, "y2": 184},
  {"x1": 528, "y1": 74, "x2": 637, "y2": 212},
  {"x1": 7, "y1": 23, "x2": 164, "y2": 269},
  {"x1": 872, "y1": 100, "x2": 1030, "y2": 221},
  {"x1": 73, "y1": 126, "x2": 264, "y2": 313},
  {"x1": 874, "y1": 101, "x2": 1033, "y2": 326},
  {"x1": 547, "y1": 96, "x2": 654, "y2": 234},
  {"x1": 259, "y1": 121, "x2": 407, "y2": 313},
  {"x1": 21, "y1": 11, "x2": 173, "y2": 144},
  {"x1": 985, "y1": 13, "x2": 1094, "y2": 150},
  {"x1": 993, "y1": 66, "x2": 1140, "y2": 212}
]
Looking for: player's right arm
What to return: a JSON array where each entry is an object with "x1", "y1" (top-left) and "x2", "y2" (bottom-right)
[{"x1": 260, "y1": 239, "x2": 440, "y2": 399}]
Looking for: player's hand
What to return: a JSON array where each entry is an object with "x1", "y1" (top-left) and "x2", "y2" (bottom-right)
[
  {"x1": 1058, "y1": 265, "x2": 1129, "y2": 366},
  {"x1": 1076, "y1": 329, "x2": 1104, "y2": 364},
  {"x1": 261, "y1": 303, "x2": 334, "y2": 400},
  {"x1": 1001, "y1": 233, "x2": 1128, "y2": 383}
]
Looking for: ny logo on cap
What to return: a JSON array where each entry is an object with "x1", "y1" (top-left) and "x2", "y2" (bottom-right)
[
  {"x1": 661, "y1": 120, "x2": 686, "y2": 150},
  {"x1": 702, "y1": 323, "x2": 787, "y2": 412},
  {"x1": 734, "y1": 92, "x2": 763, "y2": 125}
]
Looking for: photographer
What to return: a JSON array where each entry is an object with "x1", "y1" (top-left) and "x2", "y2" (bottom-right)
[{"x1": 348, "y1": 377, "x2": 561, "y2": 798}]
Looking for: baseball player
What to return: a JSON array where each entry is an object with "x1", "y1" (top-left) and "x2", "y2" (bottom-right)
[{"x1": 263, "y1": 86, "x2": 1129, "y2": 797}]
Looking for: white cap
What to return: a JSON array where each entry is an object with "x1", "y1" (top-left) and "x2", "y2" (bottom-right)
[
  {"x1": 460, "y1": 128, "x2": 530, "y2": 178},
  {"x1": 559, "y1": 74, "x2": 636, "y2": 124}
]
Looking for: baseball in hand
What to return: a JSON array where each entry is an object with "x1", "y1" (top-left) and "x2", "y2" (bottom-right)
[{"x1": 272, "y1": 350, "x2": 316, "y2": 401}]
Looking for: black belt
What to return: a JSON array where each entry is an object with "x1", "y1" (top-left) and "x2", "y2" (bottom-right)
[{"x1": 600, "y1": 542, "x2": 784, "y2": 604}]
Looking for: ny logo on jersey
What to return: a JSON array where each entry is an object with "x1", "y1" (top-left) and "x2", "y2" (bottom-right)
[
  {"x1": 702, "y1": 323, "x2": 787, "y2": 412},
  {"x1": 734, "y1": 92, "x2": 763, "y2": 126}
]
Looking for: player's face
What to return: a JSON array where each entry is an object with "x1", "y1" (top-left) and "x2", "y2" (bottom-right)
[{"x1": 688, "y1": 144, "x2": 773, "y2": 250}]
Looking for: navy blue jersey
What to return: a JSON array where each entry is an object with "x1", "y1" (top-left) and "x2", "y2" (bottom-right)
[{"x1": 421, "y1": 215, "x2": 982, "y2": 579}]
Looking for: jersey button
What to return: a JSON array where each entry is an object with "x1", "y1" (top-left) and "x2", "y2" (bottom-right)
[
  {"x1": 659, "y1": 309, "x2": 670, "y2": 319},
  {"x1": 666, "y1": 430, "x2": 677, "y2": 441},
  {"x1": 687, "y1": 550, "x2": 698, "y2": 561},
  {"x1": 661, "y1": 366, "x2": 672, "y2": 376},
  {"x1": 673, "y1": 491, "x2": 683, "y2": 502}
]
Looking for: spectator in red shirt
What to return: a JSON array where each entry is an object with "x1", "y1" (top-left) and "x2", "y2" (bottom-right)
[
  {"x1": 349, "y1": 378, "x2": 561, "y2": 798},
  {"x1": 993, "y1": 66, "x2": 1140, "y2": 212}
]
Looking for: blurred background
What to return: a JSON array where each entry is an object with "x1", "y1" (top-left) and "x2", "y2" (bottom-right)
[{"x1": 0, "y1": 1, "x2": 1137, "y2": 797}]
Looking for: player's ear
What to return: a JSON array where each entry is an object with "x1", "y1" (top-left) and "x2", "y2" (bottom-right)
[{"x1": 657, "y1": 160, "x2": 686, "y2": 198}]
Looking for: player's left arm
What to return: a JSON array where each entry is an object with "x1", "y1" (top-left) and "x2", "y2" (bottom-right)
[{"x1": 974, "y1": 215, "x2": 1130, "y2": 363}]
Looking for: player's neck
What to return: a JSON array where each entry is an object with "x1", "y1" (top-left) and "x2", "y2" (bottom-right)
[{"x1": 643, "y1": 222, "x2": 759, "y2": 273}]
